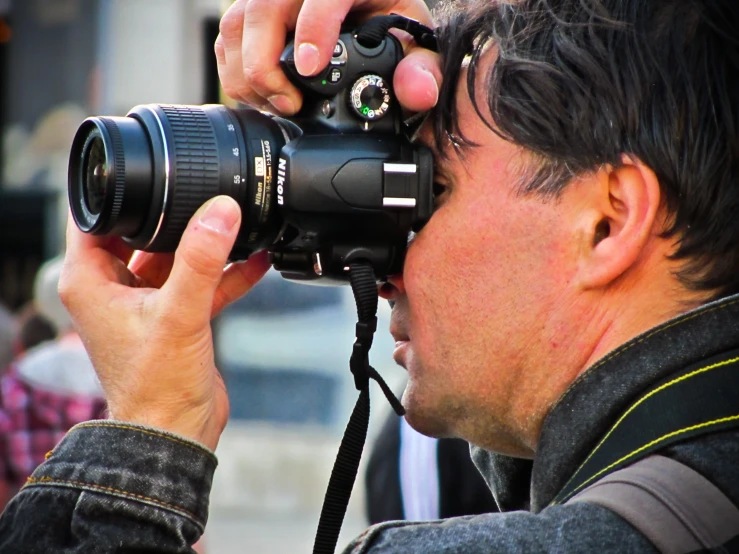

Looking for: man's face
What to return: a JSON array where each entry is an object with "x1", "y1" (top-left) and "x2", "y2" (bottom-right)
[{"x1": 389, "y1": 63, "x2": 590, "y2": 456}]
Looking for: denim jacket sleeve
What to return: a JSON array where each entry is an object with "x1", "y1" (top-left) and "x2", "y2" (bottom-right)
[{"x1": 0, "y1": 421, "x2": 217, "y2": 554}]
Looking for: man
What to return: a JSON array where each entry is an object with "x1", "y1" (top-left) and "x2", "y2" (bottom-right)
[{"x1": 0, "y1": 0, "x2": 737, "y2": 552}]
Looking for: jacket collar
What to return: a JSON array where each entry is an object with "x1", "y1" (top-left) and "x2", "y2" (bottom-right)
[{"x1": 472, "y1": 293, "x2": 739, "y2": 512}]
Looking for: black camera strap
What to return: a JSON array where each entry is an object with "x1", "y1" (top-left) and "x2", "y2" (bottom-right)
[
  {"x1": 354, "y1": 14, "x2": 439, "y2": 52},
  {"x1": 311, "y1": 18, "x2": 437, "y2": 553},
  {"x1": 312, "y1": 262, "x2": 405, "y2": 554}
]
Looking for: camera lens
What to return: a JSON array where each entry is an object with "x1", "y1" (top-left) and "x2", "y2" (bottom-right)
[
  {"x1": 82, "y1": 137, "x2": 107, "y2": 216},
  {"x1": 69, "y1": 104, "x2": 298, "y2": 258}
]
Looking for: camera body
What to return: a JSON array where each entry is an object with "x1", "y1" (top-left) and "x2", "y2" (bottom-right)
[
  {"x1": 68, "y1": 23, "x2": 434, "y2": 284},
  {"x1": 273, "y1": 30, "x2": 434, "y2": 282}
]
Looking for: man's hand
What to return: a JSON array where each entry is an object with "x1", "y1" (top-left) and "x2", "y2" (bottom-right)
[
  {"x1": 59, "y1": 197, "x2": 271, "y2": 451},
  {"x1": 215, "y1": 0, "x2": 443, "y2": 114}
]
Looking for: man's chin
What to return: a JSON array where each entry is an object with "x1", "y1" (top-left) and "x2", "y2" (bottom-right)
[{"x1": 401, "y1": 385, "x2": 454, "y2": 439}]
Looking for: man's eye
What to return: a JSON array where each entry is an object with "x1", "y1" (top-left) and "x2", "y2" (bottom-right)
[{"x1": 433, "y1": 182, "x2": 449, "y2": 204}]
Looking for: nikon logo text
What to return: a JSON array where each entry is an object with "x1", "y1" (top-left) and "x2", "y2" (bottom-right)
[{"x1": 277, "y1": 158, "x2": 287, "y2": 205}]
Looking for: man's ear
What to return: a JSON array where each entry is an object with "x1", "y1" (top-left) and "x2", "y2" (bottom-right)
[{"x1": 577, "y1": 156, "x2": 663, "y2": 289}]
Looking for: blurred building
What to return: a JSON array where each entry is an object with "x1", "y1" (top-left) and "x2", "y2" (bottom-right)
[{"x1": 0, "y1": 0, "x2": 225, "y2": 309}]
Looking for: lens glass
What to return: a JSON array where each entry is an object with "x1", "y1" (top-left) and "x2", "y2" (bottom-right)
[{"x1": 82, "y1": 136, "x2": 108, "y2": 216}]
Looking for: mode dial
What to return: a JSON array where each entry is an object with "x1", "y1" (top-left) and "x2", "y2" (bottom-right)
[{"x1": 349, "y1": 75, "x2": 392, "y2": 121}]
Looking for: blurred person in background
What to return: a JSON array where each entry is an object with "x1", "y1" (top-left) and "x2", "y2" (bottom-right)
[
  {"x1": 0, "y1": 305, "x2": 16, "y2": 373},
  {"x1": 12, "y1": 303, "x2": 57, "y2": 360},
  {"x1": 366, "y1": 398, "x2": 498, "y2": 524},
  {"x1": 0, "y1": 256, "x2": 106, "y2": 510}
]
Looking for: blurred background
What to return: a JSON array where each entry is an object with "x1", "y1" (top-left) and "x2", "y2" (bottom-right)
[{"x1": 0, "y1": 1, "x2": 444, "y2": 552}]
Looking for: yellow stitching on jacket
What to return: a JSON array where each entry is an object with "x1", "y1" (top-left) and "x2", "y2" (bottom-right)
[
  {"x1": 23, "y1": 476, "x2": 202, "y2": 522},
  {"x1": 559, "y1": 414, "x2": 739, "y2": 504},
  {"x1": 554, "y1": 356, "x2": 739, "y2": 501},
  {"x1": 72, "y1": 422, "x2": 216, "y2": 458}
]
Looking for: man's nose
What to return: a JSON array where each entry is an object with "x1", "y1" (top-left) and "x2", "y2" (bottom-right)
[{"x1": 378, "y1": 274, "x2": 406, "y2": 301}]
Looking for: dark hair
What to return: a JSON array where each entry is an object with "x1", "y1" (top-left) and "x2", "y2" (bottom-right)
[
  {"x1": 432, "y1": 0, "x2": 739, "y2": 298},
  {"x1": 16, "y1": 304, "x2": 57, "y2": 353}
]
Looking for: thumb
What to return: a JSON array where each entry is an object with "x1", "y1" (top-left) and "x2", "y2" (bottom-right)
[{"x1": 163, "y1": 196, "x2": 241, "y2": 326}]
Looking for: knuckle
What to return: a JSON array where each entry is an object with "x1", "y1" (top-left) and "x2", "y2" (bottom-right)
[
  {"x1": 220, "y1": 82, "x2": 245, "y2": 101},
  {"x1": 219, "y1": 2, "x2": 245, "y2": 40},
  {"x1": 243, "y1": 66, "x2": 292, "y2": 97},
  {"x1": 242, "y1": 64, "x2": 274, "y2": 91},
  {"x1": 214, "y1": 38, "x2": 226, "y2": 61},
  {"x1": 242, "y1": 0, "x2": 273, "y2": 21},
  {"x1": 180, "y1": 243, "x2": 224, "y2": 282},
  {"x1": 57, "y1": 266, "x2": 76, "y2": 309}
]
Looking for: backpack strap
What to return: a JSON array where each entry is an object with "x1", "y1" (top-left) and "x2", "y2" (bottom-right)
[{"x1": 566, "y1": 455, "x2": 739, "y2": 554}]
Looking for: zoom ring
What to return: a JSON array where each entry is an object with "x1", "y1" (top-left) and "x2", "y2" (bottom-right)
[{"x1": 154, "y1": 105, "x2": 221, "y2": 251}]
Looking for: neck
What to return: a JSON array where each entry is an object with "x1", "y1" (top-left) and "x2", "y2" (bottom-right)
[
  {"x1": 516, "y1": 261, "x2": 706, "y2": 456},
  {"x1": 579, "y1": 268, "x2": 707, "y2": 378}
]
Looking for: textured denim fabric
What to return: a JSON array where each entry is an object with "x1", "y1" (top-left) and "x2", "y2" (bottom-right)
[
  {"x1": 1, "y1": 295, "x2": 739, "y2": 553},
  {"x1": 0, "y1": 421, "x2": 216, "y2": 553}
]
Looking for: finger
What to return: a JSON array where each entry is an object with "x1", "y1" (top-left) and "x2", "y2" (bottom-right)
[
  {"x1": 294, "y1": 0, "x2": 433, "y2": 76},
  {"x1": 64, "y1": 217, "x2": 135, "y2": 285},
  {"x1": 211, "y1": 250, "x2": 271, "y2": 317},
  {"x1": 394, "y1": 48, "x2": 442, "y2": 112},
  {"x1": 66, "y1": 216, "x2": 135, "y2": 263},
  {"x1": 360, "y1": 0, "x2": 433, "y2": 24},
  {"x1": 241, "y1": 0, "x2": 303, "y2": 114},
  {"x1": 128, "y1": 251, "x2": 176, "y2": 289},
  {"x1": 60, "y1": 219, "x2": 137, "y2": 322},
  {"x1": 293, "y1": 0, "x2": 353, "y2": 76},
  {"x1": 162, "y1": 196, "x2": 242, "y2": 328},
  {"x1": 217, "y1": 1, "x2": 256, "y2": 106}
]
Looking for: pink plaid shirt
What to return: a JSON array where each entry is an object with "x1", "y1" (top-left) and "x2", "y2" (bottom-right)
[{"x1": 0, "y1": 365, "x2": 106, "y2": 489}]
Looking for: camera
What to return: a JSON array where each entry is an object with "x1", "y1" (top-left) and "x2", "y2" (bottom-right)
[{"x1": 68, "y1": 22, "x2": 434, "y2": 284}]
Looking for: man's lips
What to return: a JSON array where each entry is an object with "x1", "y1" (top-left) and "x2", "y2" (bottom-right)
[
  {"x1": 392, "y1": 340, "x2": 410, "y2": 367},
  {"x1": 390, "y1": 306, "x2": 411, "y2": 367},
  {"x1": 390, "y1": 320, "x2": 411, "y2": 367},
  {"x1": 389, "y1": 324, "x2": 410, "y2": 344}
]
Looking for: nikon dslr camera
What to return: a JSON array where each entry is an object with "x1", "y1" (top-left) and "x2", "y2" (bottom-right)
[{"x1": 68, "y1": 19, "x2": 435, "y2": 284}]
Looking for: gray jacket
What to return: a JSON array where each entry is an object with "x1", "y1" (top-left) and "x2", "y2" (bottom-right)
[{"x1": 2, "y1": 295, "x2": 739, "y2": 553}]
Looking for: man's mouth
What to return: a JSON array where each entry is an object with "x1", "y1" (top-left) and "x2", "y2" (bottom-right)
[
  {"x1": 392, "y1": 340, "x2": 410, "y2": 367},
  {"x1": 389, "y1": 323, "x2": 410, "y2": 345},
  {"x1": 389, "y1": 305, "x2": 411, "y2": 366},
  {"x1": 390, "y1": 323, "x2": 411, "y2": 367}
]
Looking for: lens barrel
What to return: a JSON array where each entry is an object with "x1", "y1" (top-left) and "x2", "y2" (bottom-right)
[
  {"x1": 68, "y1": 104, "x2": 294, "y2": 258},
  {"x1": 69, "y1": 116, "x2": 154, "y2": 237}
]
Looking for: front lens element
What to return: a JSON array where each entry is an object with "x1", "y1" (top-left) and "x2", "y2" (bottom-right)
[{"x1": 82, "y1": 136, "x2": 108, "y2": 216}]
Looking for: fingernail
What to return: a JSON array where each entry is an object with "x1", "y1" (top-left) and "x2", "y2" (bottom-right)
[
  {"x1": 268, "y1": 94, "x2": 297, "y2": 115},
  {"x1": 199, "y1": 197, "x2": 239, "y2": 234},
  {"x1": 296, "y1": 42, "x2": 320, "y2": 76}
]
